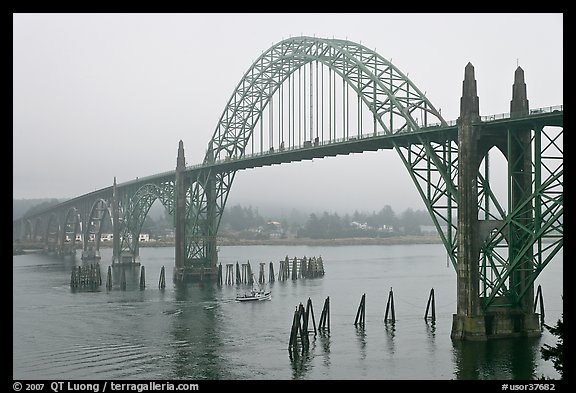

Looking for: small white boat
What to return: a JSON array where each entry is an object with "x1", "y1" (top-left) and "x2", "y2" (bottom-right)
[{"x1": 235, "y1": 287, "x2": 271, "y2": 302}]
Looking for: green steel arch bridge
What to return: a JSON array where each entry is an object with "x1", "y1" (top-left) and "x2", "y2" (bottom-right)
[{"x1": 13, "y1": 37, "x2": 562, "y2": 340}]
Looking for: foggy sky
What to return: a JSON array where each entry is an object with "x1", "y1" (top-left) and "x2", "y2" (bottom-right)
[{"x1": 12, "y1": 13, "x2": 563, "y2": 215}]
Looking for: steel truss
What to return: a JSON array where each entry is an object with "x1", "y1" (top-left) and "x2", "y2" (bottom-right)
[
  {"x1": 184, "y1": 36, "x2": 445, "y2": 269},
  {"x1": 479, "y1": 124, "x2": 563, "y2": 309}
]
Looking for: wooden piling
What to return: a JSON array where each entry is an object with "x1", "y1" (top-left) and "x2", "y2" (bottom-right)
[
  {"x1": 424, "y1": 288, "x2": 436, "y2": 322},
  {"x1": 235, "y1": 262, "x2": 241, "y2": 284},
  {"x1": 288, "y1": 306, "x2": 300, "y2": 353},
  {"x1": 319, "y1": 296, "x2": 330, "y2": 332},
  {"x1": 70, "y1": 267, "x2": 77, "y2": 288},
  {"x1": 139, "y1": 266, "x2": 145, "y2": 290},
  {"x1": 106, "y1": 266, "x2": 112, "y2": 290},
  {"x1": 259, "y1": 262, "x2": 266, "y2": 284},
  {"x1": 298, "y1": 303, "x2": 309, "y2": 350},
  {"x1": 534, "y1": 284, "x2": 545, "y2": 325},
  {"x1": 247, "y1": 261, "x2": 254, "y2": 284},
  {"x1": 354, "y1": 293, "x2": 366, "y2": 326},
  {"x1": 225, "y1": 264, "x2": 234, "y2": 285},
  {"x1": 71, "y1": 264, "x2": 103, "y2": 290},
  {"x1": 291, "y1": 257, "x2": 298, "y2": 280},
  {"x1": 269, "y1": 262, "x2": 275, "y2": 282},
  {"x1": 305, "y1": 297, "x2": 317, "y2": 336},
  {"x1": 384, "y1": 287, "x2": 395, "y2": 323},
  {"x1": 288, "y1": 302, "x2": 313, "y2": 356},
  {"x1": 217, "y1": 263, "x2": 222, "y2": 285},
  {"x1": 159, "y1": 266, "x2": 166, "y2": 289}
]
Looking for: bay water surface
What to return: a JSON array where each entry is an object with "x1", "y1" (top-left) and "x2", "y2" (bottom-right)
[{"x1": 13, "y1": 244, "x2": 563, "y2": 380}]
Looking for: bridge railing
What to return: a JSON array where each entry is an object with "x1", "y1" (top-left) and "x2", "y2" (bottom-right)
[{"x1": 479, "y1": 104, "x2": 563, "y2": 122}]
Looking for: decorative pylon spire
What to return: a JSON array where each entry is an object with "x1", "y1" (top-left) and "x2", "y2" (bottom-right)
[
  {"x1": 177, "y1": 140, "x2": 185, "y2": 170},
  {"x1": 459, "y1": 62, "x2": 480, "y2": 121},
  {"x1": 510, "y1": 66, "x2": 529, "y2": 117}
]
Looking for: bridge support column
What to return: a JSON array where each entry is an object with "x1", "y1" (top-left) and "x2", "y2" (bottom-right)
[
  {"x1": 505, "y1": 66, "x2": 540, "y2": 337},
  {"x1": 174, "y1": 140, "x2": 187, "y2": 272},
  {"x1": 451, "y1": 62, "x2": 486, "y2": 341},
  {"x1": 451, "y1": 64, "x2": 542, "y2": 340}
]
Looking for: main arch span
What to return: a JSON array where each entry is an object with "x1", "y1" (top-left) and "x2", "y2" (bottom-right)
[{"x1": 181, "y1": 36, "x2": 447, "y2": 275}]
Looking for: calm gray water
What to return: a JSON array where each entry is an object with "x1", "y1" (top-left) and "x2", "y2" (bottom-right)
[{"x1": 13, "y1": 244, "x2": 563, "y2": 380}]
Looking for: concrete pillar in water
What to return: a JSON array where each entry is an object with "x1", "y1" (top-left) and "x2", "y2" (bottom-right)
[
  {"x1": 451, "y1": 64, "x2": 542, "y2": 340},
  {"x1": 174, "y1": 140, "x2": 187, "y2": 271},
  {"x1": 451, "y1": 63, "x2": 486, "y2": 340}
]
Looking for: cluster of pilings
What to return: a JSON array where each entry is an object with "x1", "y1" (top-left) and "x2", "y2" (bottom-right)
[
  {"x1": 70, "y1": 263, "x2": 102, "y2": 290},
  {"x1": 220, "y1": 261, "x2": 259, "y2": 285},
  {"x1": 288, "y1": 288, "x2": 446, "y2": 356},
  {"x1": 217, "y1": 256, "x2": 324, "y2": 285},
  {"x1": 278, "y1": 256, "x2": 324, "y2": 281},
  {"x1": 288, "y1": 296, "x2": 331, "y2": 358},
  {"x1": 73, "y1": 264, "x2": 168, "y2": 292}
]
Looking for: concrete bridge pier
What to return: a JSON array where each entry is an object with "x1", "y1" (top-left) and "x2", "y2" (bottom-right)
[
  {"x1": 451, "y1": 63, "x2": 541, "y2": 340},
  {"x1": 450, "y1": 62, "x2": 486, "y2": 340},
  {"x1": 172, "y1": 140, "x2": 219, "y2": 282}
]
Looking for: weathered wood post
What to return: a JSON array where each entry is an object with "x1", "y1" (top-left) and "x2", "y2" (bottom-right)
[
  {"x1": 425, "y1": 288, "x2": 436, "y2": 322},
  {"x1": 291, "y1": 257, "x2": 298, "y2": 280},
  {"x1": 106, "y1": 266, "x2": 112, "y2": 290},
  {"x1": 70, "y1": 266, "x2": 77, "y2": 288},
  {"x1": 534, "y1": 284, "x2": 545, "y2": 326},
  {"x1": 269, "y1": 262, "x2": 275, "y2": 282},
  {"x1": 288, "y1": 305, "x2": 300, "y2": 354},
  {"x1": 247, "y1": 261, "x2": 253, "y2": 285},
  {"x1": 354, "y1": 293, "x2": 366, "y2": 326},
  {"x1": 319, "y1": 296, "x2": 330, "y2": 332},
  {"x1": 139, "y1": 266, "x2": 146, "y2": 290},
  {"x1": 297, "y1": 303, "x2": 309, "y2": 352},
  {"x1": 225, "y1": 264, "x2": 233, "y2": 285},
  {"x1": 235, "y1": 262, "x2": 241, "y2": 284},
  {"x1": 159, "y1": 266, "x2": 166, "y2": 289},
  {"x1": 384, "y1": 287, "x2": 395, "y2": 323},
  {"x1": 217, "y1": 263, "x2": 222, "y2": 285},
  {"x1": 305, "y1": 297, "x2": 317, "y2": 336},
  {"x1": 259, "y1": 262, "x2": 266, "y2": 284}
]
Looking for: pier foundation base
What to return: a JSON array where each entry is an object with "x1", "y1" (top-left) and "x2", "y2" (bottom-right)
[
  {"x1": 173, "y1": 266, "x2": 219, "y2": 283},
  {"x1": 451, "y1": 311, "x2": 541, "y2": 340}
]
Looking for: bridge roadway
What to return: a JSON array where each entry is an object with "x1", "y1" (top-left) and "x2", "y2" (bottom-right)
[{"x1": 118, "y1": 107, "x2": 562, "y2": 192}]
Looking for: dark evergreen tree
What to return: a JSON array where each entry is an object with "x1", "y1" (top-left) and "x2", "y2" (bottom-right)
[{"x1": 541, "y1": 310, "x2": 563, "y2": 379}]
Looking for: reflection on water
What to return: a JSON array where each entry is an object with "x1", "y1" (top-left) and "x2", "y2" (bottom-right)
[
  {"x1": 170, "y1": 283, "x2": 230, "y2": 379},
  {"x1": 13, "y1": 244, "x2": 562, "y2": 380},
  {"x1": 355, "y1": 326, "x2": 367, "y2": 360},
  {"x1": 289, "y1": 349, "x2": 313, "y2": 380},
  {"x1": 453, "y1": 337, "x2": 541, "y2": 380}
]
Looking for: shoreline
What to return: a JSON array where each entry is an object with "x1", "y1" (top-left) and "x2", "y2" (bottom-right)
[
  {"x1": 217, "y1": 234, "x2": 442, "y2": 246},
  {"x1": 13, "y1": 234, "x2": 442, "y2": 254}
]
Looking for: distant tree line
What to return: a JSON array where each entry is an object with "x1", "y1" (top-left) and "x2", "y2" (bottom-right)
[
  {"x1": 219, "y1": 204, "x2": 435, "y2": 238},
  {"x1": 296, "y1": 206, "x2": 434, "y2": 238},
  {"x1": 14, "y1": 199, "x2": 438, "y2": 239}
]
